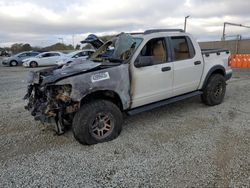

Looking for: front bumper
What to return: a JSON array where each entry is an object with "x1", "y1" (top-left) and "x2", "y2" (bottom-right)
[
  {"x1": 225, "y1": 70, "x2": 233, "y2": 81},
  {"x1": 56, "y1": 61, "x2": 65, "y2": 66},
  {"x1": 24, "y1": 82, "x2": 79, "y2": 134},
  {"x1": 22, "y1": 62, "x2": 30, "y2": 67},
  {"x1": 2, "y1": 61, "x2": 9, "y2": 65}
]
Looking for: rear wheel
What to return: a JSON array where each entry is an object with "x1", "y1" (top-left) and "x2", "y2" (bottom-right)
[
  {"x1": 72, "y1": 100, "x2": 123, "y2": 145},
  {"x1": 201, "y1": 74, "x2": 226, "y2": 106},
  {"x1": 30, "y1": 61, "x2": 38, "y2": 68},
  {"x1": 10, "y1": 60, "x2": 18, "y2": 66}
]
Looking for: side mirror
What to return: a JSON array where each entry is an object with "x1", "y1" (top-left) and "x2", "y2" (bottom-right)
[{"x1": 134, "y1": 56, "x2": 154, "y2": 68}]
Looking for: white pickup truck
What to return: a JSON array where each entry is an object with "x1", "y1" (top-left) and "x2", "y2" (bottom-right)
[{"x1": 24, "y1": 29, "x2": 232, "y2": 145}]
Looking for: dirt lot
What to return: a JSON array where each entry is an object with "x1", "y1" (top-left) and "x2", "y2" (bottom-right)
[{"x1": 0, "y1": 59, "x2": 249, "y2": 187}]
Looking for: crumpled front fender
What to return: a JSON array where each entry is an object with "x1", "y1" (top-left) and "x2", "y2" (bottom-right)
[{"x1": 54, "y1": 64, "x2": 131, "y2": 110}]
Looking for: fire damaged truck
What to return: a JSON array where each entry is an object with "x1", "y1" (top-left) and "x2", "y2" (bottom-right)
[{"x1": 24, "y1": 29, "x2": 232, "y2": 145}]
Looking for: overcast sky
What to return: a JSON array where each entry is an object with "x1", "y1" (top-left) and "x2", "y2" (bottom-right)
[{"x1": 0, "y1": 0, "x2": 250, "y2": 47}]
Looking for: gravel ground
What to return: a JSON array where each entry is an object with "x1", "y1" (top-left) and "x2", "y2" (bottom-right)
[{"x1": 0, "y1": 59, "x2": 249, "y2": 187}]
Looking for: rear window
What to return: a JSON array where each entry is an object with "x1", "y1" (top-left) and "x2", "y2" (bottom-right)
[
  {"x1": 73, "y1": 52, "x2": 86, "y2": 58},
  {"x1": 28, "y1": 52, "x2": 39, "y2": 56},
  {"x1": 171, "y1": 36, "x2": 195, "y2": 61},
  {"x1": 18, "y1": 53, "x2": 28, "y2": 58}
]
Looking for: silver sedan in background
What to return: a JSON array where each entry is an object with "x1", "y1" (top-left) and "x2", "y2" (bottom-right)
[
  {"x1": 56, "y1": 49, "x2": 95, "y2": 66},
  {"x1": 2, "y1": 51, "x2": 40, "y2": 66},
  {"x1": 22, "y1": 51, "x2": 66, "y2": 68}
]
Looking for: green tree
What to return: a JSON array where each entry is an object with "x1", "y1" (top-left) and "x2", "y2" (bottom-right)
[
  {"x1": 22, "y1": 43, "x2": 32, "y2": 51},
  {"x1": 75, "y1": 44, "x2": 81, "y2": 50},
  {"x1": 82, "y1": 44, "x2": 93, "y2": 50},
  {"x1": 10, "y1": 43, "x2": 23, "y2": 54},
  {"x1": 10, "y1": 43, "x2": 33, "y2": 54},
  {"x1": 100, "y1": 35, "x2": 113, "y2": 42},
  {"x1": 42, "y1": 43, "x2": 74, "y2": 51}
]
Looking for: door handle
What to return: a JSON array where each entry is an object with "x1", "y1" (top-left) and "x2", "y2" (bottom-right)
[
  {"x1": 194, "y1": 61, "x2": 201, "y2": 65},
  {"x1": 161, "y1": 66, "x2": 171, "y2": 72}
]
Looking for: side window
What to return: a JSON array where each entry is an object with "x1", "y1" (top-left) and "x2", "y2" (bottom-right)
[
  {"x1": 77, "y1": 52, "x2": 83, "y2": 57},
  {"x1": 79, "y1": 51, "x2": 87, "y2": 57},
  {"x1": 73, "y1": 53, "x2": 80, "y2": 58},
  {"x1": 27, "y1": 53, "x2": 34, "y2": 57},
  {"x1": 88, "y1": 51, "x2": 94, "y2": 56},
  {"x1": 18, "y1": 53, "x2": 27, "y2": 58},
  {"x1": 139, "y1": 38, "x2": 167, "y2": 65},
  {"x1": 73, "y1": 52, "x2": 84, "y2": 58},
  {"x1": 80, "y1": 51, "x2": 86, "y2": 56},
  {"x1": 31, "y1": 52, "x2": 39, "y2": 56},
  {"x1": 50, "y1": 53, "x2": 60, "y2": 57},
  {"x1": 171, "y1": 36, "x2": 195, "y2": 61},
  {"x1": 42, "y1": 53, "x2": 50, "y2": 57}
]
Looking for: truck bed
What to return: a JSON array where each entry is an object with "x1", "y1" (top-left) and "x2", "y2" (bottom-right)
[{"x1": 201, "y1": 48, "x2": 230, "y2": 56}]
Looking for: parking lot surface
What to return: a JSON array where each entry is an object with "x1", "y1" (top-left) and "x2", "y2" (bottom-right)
[{"x1": 0, "y1": 60, "x2": 249, "y2": 187}]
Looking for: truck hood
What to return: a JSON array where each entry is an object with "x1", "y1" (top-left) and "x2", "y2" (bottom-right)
[
  {"x1": 28, "y1": 60, "x2": 102, "y2": 85},
  {"x1": 55, "y1": 60, "x2": 101, "y2": 75},
  {"x1": 80, "y1": 34, "x2": 104, "y2": 49}
]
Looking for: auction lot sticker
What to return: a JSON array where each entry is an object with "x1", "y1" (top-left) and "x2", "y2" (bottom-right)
[{"x1": 91, "y1": 72, "x2": 110, "y2": 83}]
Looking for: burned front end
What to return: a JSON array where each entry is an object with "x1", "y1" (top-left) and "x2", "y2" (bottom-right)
[
  {"x1": 24, "y1": 70, "x2": 79, "y2": 134},
  {"x1": 24, "y1": 33, "x2": 137, "y2": 136}
]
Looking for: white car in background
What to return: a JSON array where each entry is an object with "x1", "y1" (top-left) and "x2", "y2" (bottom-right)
[
  {"x1": 22, "y1": 51, "x2": 65, "y2": 68},
  {"x1": 56, "y1": 49, "x2": 95, "y2": 66}
]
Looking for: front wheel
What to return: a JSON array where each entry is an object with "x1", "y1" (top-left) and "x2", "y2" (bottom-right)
[
  {"x1": 201, "y1": 74, "x2": 226, "y2": 106},
  {"x1": 72, "y1": 100, "x2": 123, "y2": 145},
  {"x1": 30, "y1": 61, "x2": 38, "y2": 68},
  {"x1": 10, "y1": 60, "x2": 18, "y2": 66}
]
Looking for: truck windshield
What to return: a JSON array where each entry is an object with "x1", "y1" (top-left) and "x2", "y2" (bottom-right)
[
  {"x1": 91, "y1": 34, "x2": 142, "y2": 63},
  {"x1": 133, "y1": 37, "x2": 143, "y2": 49}
]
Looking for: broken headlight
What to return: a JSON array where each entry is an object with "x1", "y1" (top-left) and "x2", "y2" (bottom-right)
[
  {"x1": 46, "y1": 84, "x2": 72, "y2": 103},
  {"x1": 45, "y1": 84, "x2": 79, "y2": 117}
]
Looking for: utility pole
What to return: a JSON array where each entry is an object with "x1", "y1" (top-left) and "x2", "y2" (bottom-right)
[
  {"x1": 58, "y1": 37, "x2": 64, "y2": 44},
  {"x1": 222, "y1": 22, "x2": 250, "y2": 41},
  {"x1": 72, "y1": 34, "x2": 75, "y2": 48},
  {"x1": 184, "y1": 15, "x2": 190, "y2": 32}
]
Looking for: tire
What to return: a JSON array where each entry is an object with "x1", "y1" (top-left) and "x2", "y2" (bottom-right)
[
  {"x1": 10, "y1": 60, "x2": 18, "y2": 66},
  {"x1": 30, "y1": 61, "x2": 38, "y2": 68},
  {"x1": 72, "y1": 100, "x2": 123, "y2": 145},
  {"x1": 201, "y1": 74, "x2": 226, "y2": 106}
]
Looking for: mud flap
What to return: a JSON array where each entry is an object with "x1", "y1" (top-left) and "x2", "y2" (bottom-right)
[
  {"x1": 33, "y1": 113, "x2": 65, "y2": 135},
  {"x1": 54, "y1": 111, "x2": 65, "y2": 135}
]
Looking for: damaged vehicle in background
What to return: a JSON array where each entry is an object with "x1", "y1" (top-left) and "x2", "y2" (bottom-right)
[{"x1": 24, "y1": 29, "x2": 232, "y2": 145}]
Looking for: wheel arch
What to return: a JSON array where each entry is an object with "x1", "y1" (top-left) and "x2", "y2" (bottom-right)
[
  {"x1": 30, "y1": 61, "x2": 38, "y2": 67},
  {"x1": 10, "y1": 60, "x2": 18, "y2": 66},
  {"x1": 202, "y1": 65, "x2": 226, "y2": 89},
  {"x1": 80, "y1": 90, "x2": 124, "y2": 110}
]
